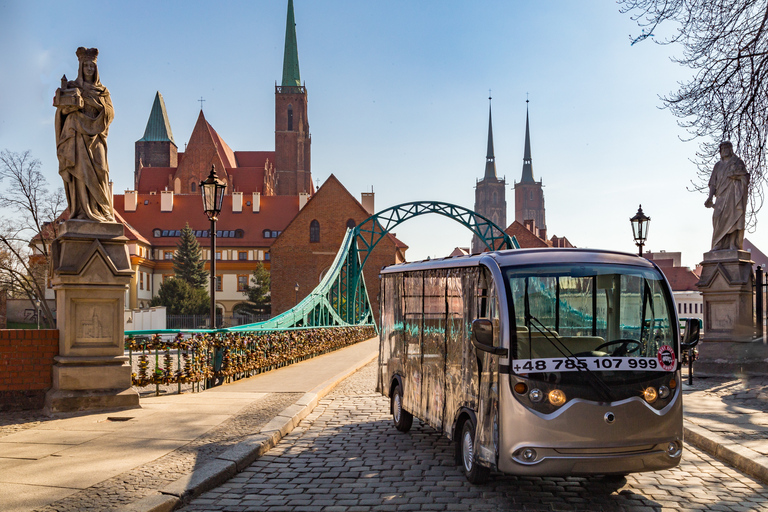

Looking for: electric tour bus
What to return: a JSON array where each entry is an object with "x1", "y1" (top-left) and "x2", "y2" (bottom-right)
[{"x1": 377, "y1": 248, "x2": 699, "y2": 483}]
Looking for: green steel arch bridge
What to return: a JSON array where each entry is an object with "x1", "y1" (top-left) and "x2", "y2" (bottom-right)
[{"x1": 126, "y1": 202, "x2": 517, "y2": 336}]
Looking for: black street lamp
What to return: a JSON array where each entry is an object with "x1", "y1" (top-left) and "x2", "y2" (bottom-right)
[
  {"x1": 200, "y1": 165, "x2": 226, "y2": 329},
  {"x1": 630, "y1": 204, "x2": 651, "y2": 257}
]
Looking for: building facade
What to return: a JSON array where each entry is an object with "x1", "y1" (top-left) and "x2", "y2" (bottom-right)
[{"x1": 270, "y1": 175, "x2": 407, "y2": 323}]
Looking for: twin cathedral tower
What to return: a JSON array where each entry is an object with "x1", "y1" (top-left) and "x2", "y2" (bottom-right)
[{"x1": 471, "y1": 99, "x2": 546, "y2": 253}]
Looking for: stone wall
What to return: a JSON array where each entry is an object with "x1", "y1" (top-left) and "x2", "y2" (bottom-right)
[{"x1": 0, "y1": 329, "x2": 59, "y2": 411}]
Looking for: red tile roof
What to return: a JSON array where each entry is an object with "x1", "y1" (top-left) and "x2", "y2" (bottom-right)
[
  {"x1": 136, "y1": 167, "x2": 174, "y2": 193},
  {"x1": 114, "y1": 193, "x2": 298, "y2": 247},
  {"x1": 505, "y1": 220, "x2": 550, "y2": 248},
  {"x1": 235, "y1": 151, "x2": 275, "y2": 168}
]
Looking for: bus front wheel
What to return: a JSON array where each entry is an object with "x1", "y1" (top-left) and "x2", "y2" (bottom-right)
[
  {"x1": 392, "y1": 384, "x2": 413, "y2": 432},
  {"x1": 459, "y1": 419, "x2": 490, "y2": 484}
]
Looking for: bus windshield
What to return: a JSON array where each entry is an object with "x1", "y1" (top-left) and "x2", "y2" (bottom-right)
[{"x1": 505, "y1": 263, "x2": 677, "y2": 385}]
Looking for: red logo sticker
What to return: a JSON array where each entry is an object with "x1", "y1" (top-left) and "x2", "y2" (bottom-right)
[{"x1": 657, "y1": 345, "x2": 676, "y2": 371}]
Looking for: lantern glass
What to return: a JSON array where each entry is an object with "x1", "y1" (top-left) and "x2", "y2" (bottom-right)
[
  {"x1": 200, "y1": 166, "x2": 226, "y2": 219},
  {"x1": 630, "y1": 205, "x2": 650, "y2": 244}
]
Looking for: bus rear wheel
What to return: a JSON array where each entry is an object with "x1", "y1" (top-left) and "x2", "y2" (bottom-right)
[
  {"x1": 392, "y1": 384, "x2": 413, "y2": 432},
  {"x1": 459, "y1": 419, "x2": 490, "y2": 484}
]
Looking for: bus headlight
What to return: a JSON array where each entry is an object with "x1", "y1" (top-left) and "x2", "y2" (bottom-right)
[
  {"x1": 643, "y1": 387, "x2": 658, "y2": 403},
  {"x1": 658, "y1": 385, "x2": 670, "y2": 399},
  {"x1": 529, "y1": 388, "x2": 544, "y2": 403},
  {"x1": 548, "y1": 389, "x2": 566, "y2": 407}
]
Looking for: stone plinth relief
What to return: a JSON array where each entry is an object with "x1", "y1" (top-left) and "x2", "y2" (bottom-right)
[{"x1": 53, "y1": 47, "x2": 115, "y2": 222}]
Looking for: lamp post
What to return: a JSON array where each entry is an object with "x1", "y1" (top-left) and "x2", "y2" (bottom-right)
[
  {"x1": 200, "y1": 165, "x2": 226, "y2": 329},
  {"x1": 630, "y1": 204, "x2": 651, "y2": 257},
  {"x1": 295, "y1": 282, "x2": 300, "y2": 306},
  {"x1": 35, "y1": 298, "x2": 41, "y2": 329}
]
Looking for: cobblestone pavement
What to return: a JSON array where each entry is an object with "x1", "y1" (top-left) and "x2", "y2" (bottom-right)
[
  {"x1": 181, "y1": 363, "x2": 768, "y2": 512},
  {"x1": 30, "y1": 392, "x2": 300, "y2": 512},
  {"x1": 684, "y1": 375, "x2": 768, "y2": 445}
]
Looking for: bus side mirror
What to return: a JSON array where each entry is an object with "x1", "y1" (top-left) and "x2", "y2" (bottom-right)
[
  {"x1": 471, "y1": 319, "x2": 508, "y2": 357},
  {"x1": 681, "y1": 317, "x2": 701, "y2": 350}
]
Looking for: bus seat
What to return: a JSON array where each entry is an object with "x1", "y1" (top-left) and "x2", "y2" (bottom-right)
[{"x1": 515, "y1": 335, "x2": 605, "y2": 359}]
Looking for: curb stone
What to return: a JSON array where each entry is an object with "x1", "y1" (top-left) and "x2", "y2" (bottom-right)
[
  {"x1": 116, "y1": 348, "x2": 378, "y2": 512},
  {"x1": 684, "y1": 421, "x2": 768, "y2": 485}
]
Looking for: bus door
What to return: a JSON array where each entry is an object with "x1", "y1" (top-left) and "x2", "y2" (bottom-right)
[
  {"x1": 474, "y1": 267, "x2": 501, "y2": 469},
  {"x1": 421, "y1": 269, "x2": 447, "y2": 429},
  {"x1": 403, "y1": 271, "x2": 423, "y2": 416},
  {"x1": 445, "y1": 268, "x2": 470, "y2": 438}
]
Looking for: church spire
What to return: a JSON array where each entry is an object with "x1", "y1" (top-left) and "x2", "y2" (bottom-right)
[
  {"x1": 138, "y1": 91, "x2": 175, "y2": 145},
  {"x1": 520, "y1": 100, "x2": 535, "y2": 183},
  {"x1": 281, "y1": 0, "x2": 301, "y2": 87},
  {"x1": 484, "y1": 97, "x2": 497, "y2": 179}
]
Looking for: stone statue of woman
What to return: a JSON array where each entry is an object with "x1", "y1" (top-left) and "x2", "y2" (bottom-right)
[
  {"x1": 53, "y1": 47, "x2": 115, "y2": 222},
  {"x1": 704, "y1": 141, "x2": 749, "y2": 251}
]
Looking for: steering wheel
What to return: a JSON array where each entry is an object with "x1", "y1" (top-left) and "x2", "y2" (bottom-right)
[{"x1": 595, "y1": 339, "x2": 641, "y2": 356}]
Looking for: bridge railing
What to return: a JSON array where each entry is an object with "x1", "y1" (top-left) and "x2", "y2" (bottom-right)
[{"x1": 124, "y1": 325, "x2": 376, "y2": 395}]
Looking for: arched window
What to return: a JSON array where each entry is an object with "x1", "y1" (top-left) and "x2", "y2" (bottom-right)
[
  {"x1": 287, "y1": 104, "x2": 293, "y2": 131},
  {"x1": 310, "y1": 220, "x2": 320, "y2": 242},
  {"x1": 346, "y1": 219, "x2": 356, "y2": 229},
  {"x1": 190, "y1": 182, "x2": 196, "y2": 193}
]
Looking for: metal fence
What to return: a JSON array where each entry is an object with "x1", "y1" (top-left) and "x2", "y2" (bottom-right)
[
  {"x1": 166, "y1": 313, "x2": 270, "y2": 330},
  {"x1": 124, "y1": 325, "x2": 376, "y2": 395}
]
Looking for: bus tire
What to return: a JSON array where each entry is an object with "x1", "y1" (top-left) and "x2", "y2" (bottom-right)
[
  {"x1": 459, "y1": 419, "x2": 490, "y2": 484},
  {"x1": 392, "y1": 384, "x2": 413, "y2": 432}
]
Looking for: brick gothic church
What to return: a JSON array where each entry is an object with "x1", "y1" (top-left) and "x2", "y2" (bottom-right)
[
  {"x1": 110, "y1": 0, "x2": 405, "y2": 318},
  {"x1": 472, "y1": 100, "x2": 572, "y2": 251},
  {"x1": 513, "y1": 102, "x2": 546, "y2": 239},
  {"x1": 471, "y1": 99, "x2": 506, "y2": 254}
]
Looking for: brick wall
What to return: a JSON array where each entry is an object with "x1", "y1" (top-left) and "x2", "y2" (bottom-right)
[
  {"x1": 270, "y1": 175, "x2": 403, "y2": 323},
  {"x1": 0, "y1": 329, "x2": 59, "y2": 411}
]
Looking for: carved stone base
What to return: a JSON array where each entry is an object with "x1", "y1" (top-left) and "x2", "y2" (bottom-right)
[
  {"x1": 44, "y1": 388, "x2": 139, "y2": 415},
  {"x1": 45, "y1": 220, "x2": 139, "y2": 415},
  {"x1": 697, "y1": 250, "x2": 755, "y2": 342}
]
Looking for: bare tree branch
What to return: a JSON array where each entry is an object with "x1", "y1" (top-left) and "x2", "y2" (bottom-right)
[
  {"x1": 0, "y1": 150, "x2": 66, "y2": 327},
  {"x1": 620, "y1": 0, "x2": 768, "y2": 230}
]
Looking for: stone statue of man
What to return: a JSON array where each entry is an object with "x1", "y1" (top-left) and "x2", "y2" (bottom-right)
[
  {"x1": 704, "y1": 141, "x2": 749, "y2": 251},
  {"x1": 53, "y1": 47, "x2": 115, "y2": 222}
]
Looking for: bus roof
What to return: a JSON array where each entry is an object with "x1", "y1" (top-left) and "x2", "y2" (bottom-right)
[{"x1": 379, "y1": 247, "x2": 657, "y2": 275}]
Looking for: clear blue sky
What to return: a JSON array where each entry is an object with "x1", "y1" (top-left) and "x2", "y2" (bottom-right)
[{"x1": 2, "y1": 0, "x2": 762, "y2": 267}]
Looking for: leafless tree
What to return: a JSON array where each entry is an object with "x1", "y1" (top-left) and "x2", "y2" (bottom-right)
[
  {"x1": 620, "y1": 0, "x2": 768, "y2": 230},
  {"x1": 0, "y1": 150, "x2": 66, "y2": 327}
]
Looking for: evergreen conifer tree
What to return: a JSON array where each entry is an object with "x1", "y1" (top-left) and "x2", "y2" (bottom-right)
[
  {"x1": 173, "y1": 223, "x2": 208, "y2": 288},
  {"x1": 238, "y1": 262, "x2": 271, "y2": 315}
]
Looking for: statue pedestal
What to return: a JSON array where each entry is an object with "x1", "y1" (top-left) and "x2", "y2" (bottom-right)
[
  {"x1": 697, "y1": 250, "x2": 755, "y2": 342},
  {"x1": 44, "y1": 220, "x2": 140, "y2": 414}
]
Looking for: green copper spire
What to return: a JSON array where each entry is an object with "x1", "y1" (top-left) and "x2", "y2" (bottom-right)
[
  {"x1": 484, "y1": 97, "x2": 497, "y2": 179},
  {"x1": 281, "y1": 0, "x2": 301, "y2": 87},
  {"x1": 139, "y1": 91, "x2": 175, "y2": 144},
  {"x1": 520, "y1": 100, "x2": 535, "y2": 183}
]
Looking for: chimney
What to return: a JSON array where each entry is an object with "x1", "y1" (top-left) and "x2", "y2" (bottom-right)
[
  {"x1": 252, "y1": 192, "x2": 261, "y2": 213},
  {"x1": 125, "y1": 190, "x2": 138, "y2": 212},
  {"x1": 524, "y1": 219, "x2": 535, "y2": 233},
  {"x1": 160, "y1": 190, "x2": 173, "y2": 212},
  {"x1": 361, "y1": 190, "x2": 375, "y2": 215},
  {"x1": 538, "y1": 228, "x2": 547, "y2": 241},
  {"x1": 299, "y1": 192, "x2": 310, "y2": 210},
  {"x1": 232, "y1": 191, "x2": 243, "y2": 213}
]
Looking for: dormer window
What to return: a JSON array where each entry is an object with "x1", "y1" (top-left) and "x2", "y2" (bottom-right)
[{"x1": 263, "y1": 229, "x2": 271, "y2": 238}]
